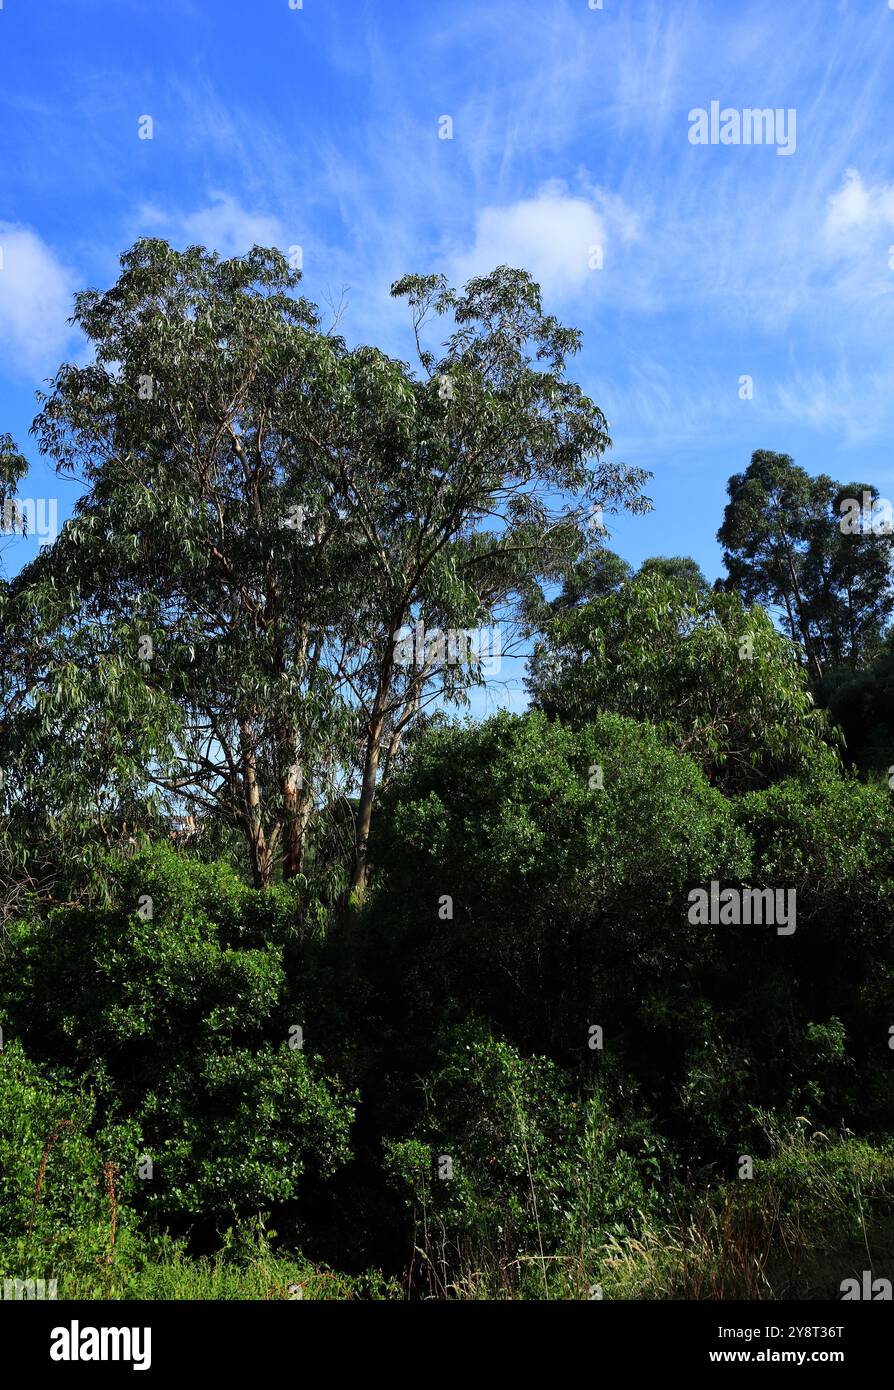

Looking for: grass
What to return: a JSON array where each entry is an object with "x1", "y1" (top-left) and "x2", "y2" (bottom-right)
[{"x1": 6, "y1": 1126, "x2": 893, "y2": 1300}]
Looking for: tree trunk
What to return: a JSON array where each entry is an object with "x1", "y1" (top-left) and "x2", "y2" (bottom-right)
[
  {"x1": 348, "y1": 617, "x2": 403, "y2": 901},
  {"x1": 780, "y1": 588, "x2": 798, "y2": 646},
  {"x1": 240, "y1": 719, "x2": 273, "y2": 888},
  {"x1": 348, "y1": 710, "x2": 385, "y2": 901},
  {"x1": 282, "y1": 771, "x2": 313, "y2": 879},
  {"x1": 780, "y1": 535, "x2": 823, "y2": 679}
]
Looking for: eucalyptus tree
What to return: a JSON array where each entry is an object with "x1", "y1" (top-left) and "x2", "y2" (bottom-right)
[
  {"x1": 19, "y1": 241, "x2": 649, "y2": 895},
  {"x1": 638, "y1": 554, "x2": 709, "y2": 596},
  {"x1": 0, "y1": 435, "x2": 32, "y2": 918},
  {"x1": 0, "y1": 433, "x2": 28, "y2": 730},
  {"x1": 2, "y1": 435, "x2": 166, "y2": 909},
  {"x1": 717, "y1": 451, "x2": 828, "y2": 677},
  {"x1": 340, "y1": 267, "x2": 651, "y2": 894},
  {"x1": 527, "y1": 568, "x2": 838, "y2": 791},
  {"x1": 801, "y1": 481, "x2": 893, "y2": 670},
  {"x1": 28, "y1": 240, "x2": 360, "y2": 887},
  {"x1": 718, "y1": 451, "x2": 893, "y2": 677},
  {"x1": 521, "y1": 548, "x2": 632, "y2": 632}
]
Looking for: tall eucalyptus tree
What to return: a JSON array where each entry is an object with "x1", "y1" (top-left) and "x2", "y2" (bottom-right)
[{"x1": 10, "y1": 241, "x2": 649, "y2": 895}]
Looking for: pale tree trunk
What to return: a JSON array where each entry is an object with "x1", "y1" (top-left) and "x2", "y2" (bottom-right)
[
  {"x1": 281, "y1": 766, "x2": 313, "y2": 879},
  {"x1": 280, "y1": 636, "x2": 318, "y2": 879},
  {"x1": 240, "y1": 719, "x2": 273, "y2": 889}
]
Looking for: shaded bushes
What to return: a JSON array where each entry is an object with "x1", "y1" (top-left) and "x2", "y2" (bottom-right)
[
  {"x1": 364, "y1": 710, "x2": 749, "y2": 1088},
  {"x1": 384, "y1": 1020, "x2": 672, "y2": 1298},
  {"x1": 734, "y1": 773, "x2": 894, "y2": 1130},
  {"x1": 599, "y1": 1126, "x2": 894, "y2": 1300},
  {"x1": 364, "y1": 712, "x2": 894, "y2": 1153}
]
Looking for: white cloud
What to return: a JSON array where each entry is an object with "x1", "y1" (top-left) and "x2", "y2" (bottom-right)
[
  {"x1": 449, "y1": 183, "x2": 637, "y2": 301},
  {"x1": 138, "y1": 192, "x2": 287, "y2": 258},
  {"x1": 0, "y1": 224, "x2": 76, "y2": 378},
  {"x1": 823, "y1": 168, "x2": 894, "y2": 244}
]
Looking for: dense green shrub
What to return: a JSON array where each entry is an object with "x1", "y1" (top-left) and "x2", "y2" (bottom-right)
[
  {"x1": 362, "y1": 711, "x2": 894, "y2": 1162},
  {"x1": 2, "y1": 740, "x2": 892, "y2": 1298},
  {"x1": 0, "y1": 1038, "x2": 381, "y2": 1298},
  {"x1": 0, "y1": 844, "x2": 354, "y2": 1224},
  {"x1": 384, "y1": 1021, "x2": 672, "y2": 1296},
  {"x1": 814, "y1": 651, "x2": 894, "y2": 779},
  {"x1": 0, "y1": 1040, "x2": 142, "y2": 1284},
  {"x1": 599, "y1": 1126, "x2": 894, "y2": 1301},
  {"x1": 362, "y1": 711, "x2": 749, "y2": 1120},
  {"x1": 140, "y1": 1046, "x2": 354, "y2": 1218},
  {"x1": 732, "y1": 774, "x2": 894, "y2": 1130}
]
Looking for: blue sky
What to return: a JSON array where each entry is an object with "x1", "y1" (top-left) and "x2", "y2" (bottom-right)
[{"x1": 3, "y1": 0, "x2": 894, "y2": 601}]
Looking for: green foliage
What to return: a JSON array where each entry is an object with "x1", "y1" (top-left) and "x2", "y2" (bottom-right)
[
  {"x1": 2, "y1": 242, "x2": 893, "y2": 1299},
  {"x1": 78, "y1": 1229, "x2": 398, "y2": 1300},
  {"x1": 364, "y1": 710, "x2": 749, "y2": 1118},
  {"x1": 733, "y1": 773, "x2": 894, "y2": 1127},
  {"x1": 814, "y1": 648, "x2": 894, "y2": 778},
  {"x1": 600, "y1": 1128, "x2": 894, "y2": 1301},
  {"x1": 0, "y1": 1040, "x2": 142, "y2": 1282},
  {"x1": 384, "y1": 1021, "x2": 669, "y2": 1297},
  {"x1": 1, "y1": 844, "x2": 354, "y2": 1222},
  {"x1": 7, "y1": 242, "x2": 650, "y2": 898},
  {"x1": 637, "y1": 554, "x2": 710, "y2": 595},
  {"x1": 718, "y1": 450, "x2": 893, "y2": 675},
  {"x1": 365, "y1": 711, "x2": 894, "y2": 1155},
  {"x1": 527, "y1": 568, "x2": 837, "y2": 791},
  {"x1": 141, "y1": 1047, "x2": 353, "y2": 1218},
  {"x1": 0, "y1": 433, "x2": 28, "y2": 518}
]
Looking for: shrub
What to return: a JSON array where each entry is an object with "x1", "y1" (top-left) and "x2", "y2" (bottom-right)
[
  {"x1": 384, "y1": 1021, "x2": 671, "y2": 1297},
  {"x1": 0, "y1": 1040, "x2": 142, "y2": 1286},
  {"x1": 140, "y1": 1046, "x2": 354, "y2": 1218},
  {"x1": 364, "y1": 710, "x2": 749, "y2": 1122},
  {"x1": 0, "y1": 844, "x2": 355, "y2": 1226},
  {"x1": 599, "y1": 1125, "x2": 894, "y2": 1300},
  {"x1": 364, "y1": 712, "x2": 894, "y2": 1162},
  {"x1": 733, "y1": 774, "x2": 894, "y2": 1129}
]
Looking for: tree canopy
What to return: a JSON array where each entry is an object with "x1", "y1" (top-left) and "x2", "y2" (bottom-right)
[
  {"x1": 718, "y1": 450, "x2": 893, "y2": 676},
  {"x1": 526, "y1": 564, "x2": 838, "y2": 791},
  {"x1": 3, "y1": 239, "x2": 650, "y2": 897}
]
